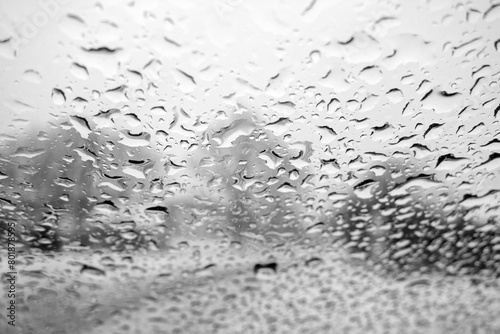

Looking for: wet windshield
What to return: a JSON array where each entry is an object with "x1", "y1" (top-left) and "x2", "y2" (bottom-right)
[{"x1": 1, "y1": 0, "x2": 500, "y2": 333}]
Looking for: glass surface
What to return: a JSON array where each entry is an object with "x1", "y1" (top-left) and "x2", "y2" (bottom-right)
[{"x1": 0, "y1": 0, "x2": 499, "y2": 333}]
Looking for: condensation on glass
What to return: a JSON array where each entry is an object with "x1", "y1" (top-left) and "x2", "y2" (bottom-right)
[{"x1": 0, "y1": 0, "x2": 499, "y2": 333}]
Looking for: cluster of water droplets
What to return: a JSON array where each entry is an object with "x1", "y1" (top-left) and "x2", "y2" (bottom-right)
[{"x1": 0, "y1": 0, "x2": 500, "y2": 332}]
